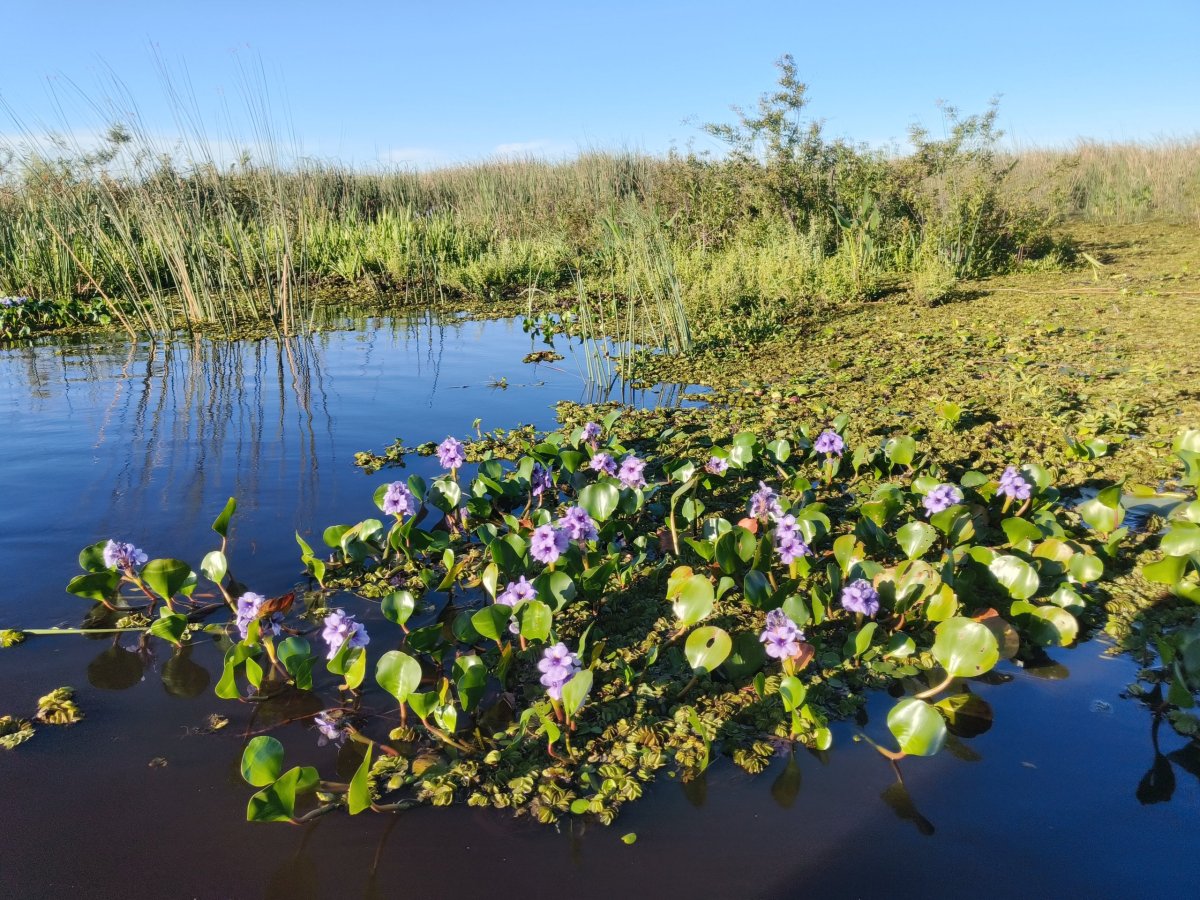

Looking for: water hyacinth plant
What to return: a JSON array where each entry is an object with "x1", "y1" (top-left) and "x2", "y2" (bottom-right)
[{"x1": 7, "y1": 415, "x2": 1193, "y2": 826}]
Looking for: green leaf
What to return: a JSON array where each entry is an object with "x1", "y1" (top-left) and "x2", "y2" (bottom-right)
[
  {"x1": 561, "y1": 668, "x2": 593, "y2": 719},
  {"x1": 66, "y1": 570, "x2": 120, "y2": 603},
  {"x1": 472, "y1": 605, "x2": 513, "y2": 643},
  {"x1": 148, "y1": 611, "x2": 188, "y2": 647},
  {"x1": 78, "y1": 540, "x2": 110, "y2": 573},
  {"x1": 884, "y1": 435, "x2": 917, "y2": 467},
  {"x1": 348, "y1": 742, "x2": 373, "y2": 814},
  {"x1": 516, "y1": 600, "x2": 553, "y2": 641},
  {"x1": 896, "y1": 521, "x2": 936, "y2": 560},
  {"x1": 887, "y1": 697, "x2": 947, "y2": 756},
  {"x1": 376, "y1": 651, "x2": 423, "y2": 705},
  {"x1": 685, "y1": 626, "x2": 732, "y2": 673},
  {"x1": 1077, "y1": 484, "x2": 1125, "y2": 533},
  {"x1": 932, "y1": 617, "x2": 999, "y2": 678},
  {"x1": 200, "y1": 550, "x2": 227, "y2": 585},
  {"x1": 1162, "y1": 523, "x2": 1200, "y2": 557},
  {"x1": 1002, "y1": 517, "x2": 1043, "y2": 547},
  {"x1": 241, "y1": 735, "x2": 285, "y2": 786},
  {"x1": 407, "y1": 691, "x2": 438, "y2": 721},
  {"x1": 382, "y1": 590, "x2": 417, "y2": 626},
  {"x1": 246, "y1": 765, "x2": 317, "y2": 823},
  {"x1": 1011, "y1": 601, "x2": 1079, "y2": 646},
  {"x1": 621, "y1": 833, "x2": 638, "y2": 845},
  {"x1": 1068, "y1": 553, "x2": 1104, "y2": 584},
  {"x1": 212, "y1": 497, "x2": 237, "y2": 539},
  {"x1": 779, "y1": 675, "x2": 807, "y2": 712},
  {"x1": 429, "y1": 478, "x2": 462, "y2": 513},
  {"x1": 1144, "y1": 554, "x2": 1188, "y2": 585},
  {"x1": 989, "y1": 554, "x2": 1040, "y2": 600},
  {"x1": 141, "y1": 559, "x2": 194, "y2": 601},
  {"x1": 578, "y1": 482, "x2": 620, "y2": 522}
]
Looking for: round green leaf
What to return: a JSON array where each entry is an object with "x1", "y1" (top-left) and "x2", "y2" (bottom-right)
[
  {"x1": 376, "y1": 650, "x2": 423, "y2": 704},
  {"x1": 896, "y1": 521, "x2": 937, "y2": 560},
  {"x1": 887, "y1": 697, "x2": 947, "y2": 757},
  {"x1": 685, "y1": 626, "x2": 732, "y2": 673},
  {"x1": 932, "y1": 617, "x2": 999, "y2": 678},
  {"x1": 578, "y1": 482, "x2": 620, "y2": 522},
  {"x1": 382, "y1": 590, "x2": 417, "y2": 626},
  {"x1": 141, "y1": 559, "x2": 194, "y2": 601},
  {"x1": 201, "y1": 550, "x2": 228, "y2": 585},
  {"x1": 989, "y1": 554, "x2": 1040, "y2": 600},
  {"x1": 241, "y1": 735, "x2": 285, "y2": 787}
]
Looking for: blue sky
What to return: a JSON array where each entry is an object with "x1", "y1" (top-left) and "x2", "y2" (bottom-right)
[{"x1": 1, "y1": 0, "x2": 1197, "y2": 167}]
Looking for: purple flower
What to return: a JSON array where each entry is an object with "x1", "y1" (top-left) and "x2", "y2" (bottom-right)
[
  {"x1": 538, "y1": 642, "x2": 582, "y2": 700},
  {"x1": 749, "y1": 481, "x2": 783, "y2": 521},
  {"x1": 531, "y1": 462, "x2": 554, "y2": 497},
  {"x1": 557, "y1": 506, "x2": 599, "y2": 544},
  {"x1": 760, "y1": 608, "x2": 804, "y2": 660},
  {"x1": 773, "y1": 515, "x2": 810, "y2": 563},
  {"x1": 814, "y1": 429, "x2": 845, "y2": 456},
  {"x1": 102, "y1": 539, "x2": 148, "y2": 571},
  {"x1": 922, "y1": 483, "x2": 963, "y2": 516},
  {"x1": 322, "y1": 608, "x2": 370, "y2": 660},
  {"x1": 382, "y1": 481, "x2": 417, "y2": 517},
  {"x1": 530, "y1": 524, "x2": 570, "y2": 565},
  {"x1": 841, "y1": 579, "x2": 880, "y2": 617},
  {"x1": 0, "y1": 296, "x2": 29, "y2": 308},
  {"x1": 314, "y1": 712, "x2": 345, "y2": 747},
  {"x1": 497, "y1": 576, "x2": 538, "y2": 607},
  {"x1": 235, "y1": 591, "x2": 282, "y2": 640},
  {"x1": 705, "y1": 456, "x2": 729, "y2": 475},
  {"x1": 590, "y1": 452, "x2": 618, "y2": 476},
  {"x1": 436, "y1": 437, "x2": 466, "y2": 470},
  {"x1": 997, "y1": 466, "x2": 1032, "y2": 501},
  {"x1": 581, "y1": 422, "x2": 602, "y2": 445},
  {"x1": 618, "y1": 456, "x2": 647, "y2": 489}
]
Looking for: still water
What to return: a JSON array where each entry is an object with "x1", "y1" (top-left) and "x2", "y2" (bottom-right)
[{"x1": 0, "y1": 314, "x2": 1196, "y2": 899}]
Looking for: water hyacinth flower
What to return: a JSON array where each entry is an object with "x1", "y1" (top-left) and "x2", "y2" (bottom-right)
[
  {"x1": 773, "y1": 515, "x2": 810, "y2": 564},
  {"x1": 322, "y1": 608, "x2": 370, "y2": 660},
  {"x1": 530, "y1": 524, "x2": 570, "y2": 565},
  {"x1": 538, "y1": 642, "x2": 582, "y2": 700},
  {"x1": 814, "y1": 429, "x2": 845, "y2": 456},
  {"x1": 922, "y1": 483, "x2": 964, "y2": 516},
  {"x1": 235, "y1": 591, "x2": 283, "y2": 640},
  {"x1": 557, "y1": 505, "x2": 599, "y2": 544},
  {"x1": 102, "y1": 539, "x2": 148, "y2": 571},
  {"x1": 581, "y1": 422, "x2": 602, "y2": 446},
  {"x1": 531, "y1": 462, "x2": 554, "y2": 497},
  {"x1": 841, "y1": 579, "x2": 880, "y2": 617},
  {"x1": 0, "y1": 296, "x2": 29, "y2": 307},
  {"x1": 497, "y1": 576, "x2": 538, "y2": 607},
  {"x1": 997, "y1": 466, "x2": 1032, "y2": 501},
  {"x1": 314, "y1": 712, "x2": 345, "y2": 747},
  {"x1": 705, "y1": 456, "x2": 729, "y2": 475},
  {"x1": 436, "y1": 437, "x2": 466, "y2": 471},
  {"x1": 589, "y1": 452, "x2": 618, "y2": 476},
  {"x1": 382, "y1": 481, "x2": 417, "y2": 517},
  {"x1": 618, "y1": 455, "x2": 647, "y2": 489},
  {"x1": 760, "y1": 608, "x2": 805, "y2": 660},
  {"x1": 749, "y1": 481, "x2": 783, "y2": 521}
]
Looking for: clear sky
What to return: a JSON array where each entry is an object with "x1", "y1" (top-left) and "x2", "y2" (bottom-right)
[{"x1": 1, "y1": 0, "x2": 1197, "y2": 167}]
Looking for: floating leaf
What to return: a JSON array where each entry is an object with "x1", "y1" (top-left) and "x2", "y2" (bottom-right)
[
  {"x1": 989, "y1": 554, "x2": 1040, "y2": 600},
  {"x1": 241, "y1": 735, "x2": 284, "y2": 787},
  {"x1": 896, "y1": 521, "x2": 936, "y2": 560},
  {"x1": 887, "y1": 697, "x2": 947, "y2": 756},
  {"x1": 376, "y1": 651, "x2": 423, "y2": 705},
  {"x1": 932, "y1": 617, "x2": 999, "y2": 678},
  {"x1": 685, "y1": 626, "x2": 732, "y2": 673}
]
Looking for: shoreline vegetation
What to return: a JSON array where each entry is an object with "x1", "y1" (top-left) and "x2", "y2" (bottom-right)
[{"x1": 1, "y1": 56, "x2": 1197, "y2": 345}]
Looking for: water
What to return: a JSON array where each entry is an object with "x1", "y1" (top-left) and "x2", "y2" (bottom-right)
[{"x1": 1, "y1": 316, "x2": 1197, "y2": 899}]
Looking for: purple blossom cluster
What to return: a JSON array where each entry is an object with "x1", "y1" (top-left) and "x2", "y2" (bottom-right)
[
  {"x1": 998, "y1": 466, "x2": 1032, "y2": 501},
  {"x1": 103, "y1": 539, "x2": 148, "y2": 571},
  {"x1": 539, "y1": 642, "x2": 582, "y2": 700},
  {"x1": 841, "y1": 579, "x2": 880, "y2": 617},
  {"x1": 321, "y1": 608, "x2": 370, "y2": 660},
  {"x1": 814, "y1": 429, "x2": 845, "y2": 456},
  {"x1": 773, "y1": 514, "x2": 810, "y2": 564},
  {"x1": 705, "y1": 456, "x2": 729, "y2": 476},
  {"x1": 749, "y1": 481, "x2": 783, "y2": 521},
  {"x1": 922, "y1": 483, "x2": 964, "y2": 516},
  {"x1": 235, "y1": 591, "x2": 282, "y2": 640},
  {"x1": 760, "y1": 608, "x2": 805, "y2": 660},
  {"x1": 589, "y1": 452, "x2": 617, "y2": 476},
  {"x1": 382, "y1": 481, "x2": 417, "y2": 517},
  {"x1": 436, "y1": 437, "x2": 466, "y2": 471},
  {"x1": 618, "y1": 456, "x2": 647, "y2": 489},
  {"x1": 581, "y1": 422, "x2": 602, "y2": 446},
  {"x1": 496, "y1": 576, "x2": 537, "y2": 607},
  {"x1": 530, "y1": 524, "x2": 570, "y2": 565},
  {"x1": 557, "y1": 506, "x2": 599, "y2": 543},
  {"x1": 314, "y1": 712, "x2": 345, "y2": 747},
  {"x1": 0, "y1": 296, "x2": 29, "y2": 308}
]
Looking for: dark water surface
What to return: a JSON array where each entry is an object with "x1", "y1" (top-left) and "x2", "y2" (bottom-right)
[{"x1": 1, "y1": 316, "x2": 1197, "y2": 899}]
